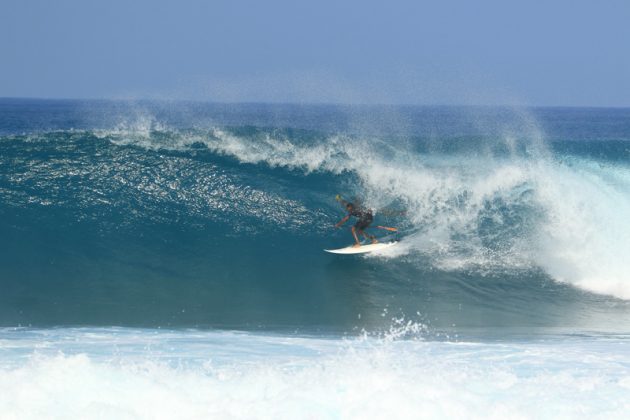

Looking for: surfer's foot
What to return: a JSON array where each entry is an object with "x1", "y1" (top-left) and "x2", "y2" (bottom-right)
[
  {"x1": 352, "y1": 243, "x2": 361, "y2": 248},
  {"x1": 371, "y1": 235, "x2": 378, "y2": 244}
]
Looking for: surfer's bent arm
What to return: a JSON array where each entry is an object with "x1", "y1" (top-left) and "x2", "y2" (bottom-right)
[{"x1": 335, "y1": 215, "x2": 350, "y2": 228}]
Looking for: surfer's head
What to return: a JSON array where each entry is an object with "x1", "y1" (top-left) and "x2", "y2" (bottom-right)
[{"x1": 346, "y1": 203, "x2": 354, "y2": 211}]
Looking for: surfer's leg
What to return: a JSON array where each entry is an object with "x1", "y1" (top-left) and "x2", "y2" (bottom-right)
[
  {"x1": 361, "y1": 230, "x2": 377, "y2": 244},
  {"x1": 351, "y1": 226, "x2": 361, "y2": 247},
  {"x1": 358, "y1": 220, "x2": 378, "y2": 244}
]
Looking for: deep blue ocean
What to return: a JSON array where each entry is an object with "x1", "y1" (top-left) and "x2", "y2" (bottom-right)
[{"x1": 1, "y1": 99, "x2": 630, "y2": 418}]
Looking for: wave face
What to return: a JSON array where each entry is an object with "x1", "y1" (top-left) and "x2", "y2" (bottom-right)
[{"x1": 1, "y1": 99, "x2": 630, "y2": 333}]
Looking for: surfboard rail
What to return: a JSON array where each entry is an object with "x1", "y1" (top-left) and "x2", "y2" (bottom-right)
[{"x1": 324, "y1": 241, "x2": 398, "y2": 255}]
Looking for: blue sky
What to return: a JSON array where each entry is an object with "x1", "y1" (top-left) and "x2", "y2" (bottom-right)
[{"x1": 1, "y1": 0, "x2": 629, "y2": 106}]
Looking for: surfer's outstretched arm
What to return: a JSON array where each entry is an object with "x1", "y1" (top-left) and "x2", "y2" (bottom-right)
[{"x1": 335, "y1": 215, "x2": 350, "y2": 228}]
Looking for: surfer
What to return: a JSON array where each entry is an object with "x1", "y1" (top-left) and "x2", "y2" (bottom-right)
[{"x1": 335, "y1": 200, "x2": 378, "y2": 248}]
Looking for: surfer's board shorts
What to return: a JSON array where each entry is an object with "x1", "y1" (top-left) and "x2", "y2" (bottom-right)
[{"x1": 354, "y1": 217, "x2": 372, "y2": 231}]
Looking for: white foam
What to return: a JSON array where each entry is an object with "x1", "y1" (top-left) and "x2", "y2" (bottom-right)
[
  {"x1": 1, "y1": 328, "x2": 629, "y2": 419},
  {"x1": 532, "y1": 159, "x2": 630, "y2": 298},
  {"x1": 208, "y1": 128, "x2": 345, "y2": 173}
]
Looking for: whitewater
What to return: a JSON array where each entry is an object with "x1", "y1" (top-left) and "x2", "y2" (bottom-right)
[
  {"x1": 2, "y1": 327, "x2": 630, "y2": 420},
  {"x1": 1, "y1": 99, "x2": 630, "y2": 418}
]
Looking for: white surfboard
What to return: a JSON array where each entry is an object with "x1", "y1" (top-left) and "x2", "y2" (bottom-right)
[{"x1": 324, "y1": 241, "x2": 397, "y2": 255}]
